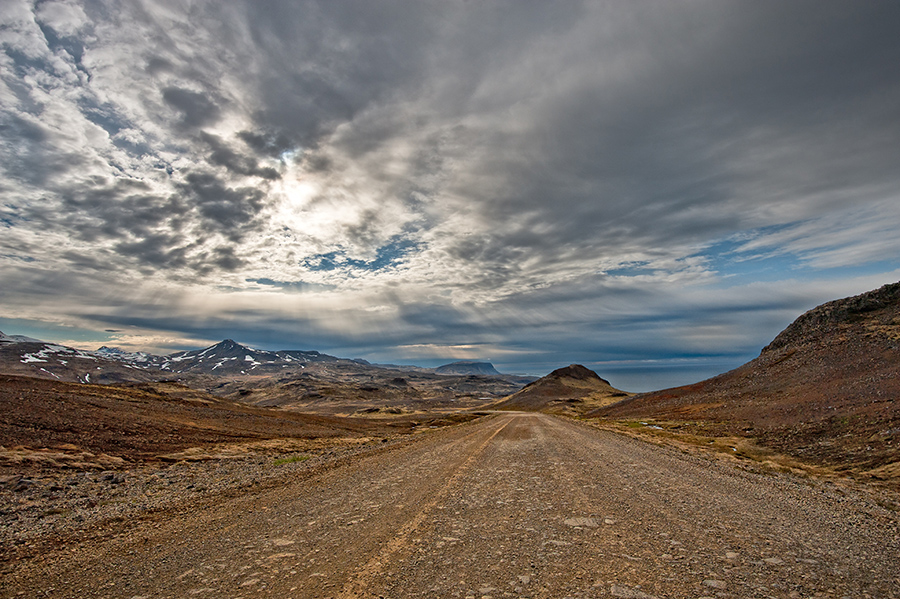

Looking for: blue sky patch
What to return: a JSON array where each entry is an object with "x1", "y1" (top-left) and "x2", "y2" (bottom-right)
[{"x1": 301, "y1": 236, "x2": 421, "y2": 273}]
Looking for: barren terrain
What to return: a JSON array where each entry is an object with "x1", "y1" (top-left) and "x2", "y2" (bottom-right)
[
  {"x1": 0, "y1": 374, "x2": 470, "y2": 473},
  {"x1": 589, "y1": 282, "x2": 900, "y2": 488},
  {"x1": 3, "y1": 412, "x2": 898, "y2": 598}
]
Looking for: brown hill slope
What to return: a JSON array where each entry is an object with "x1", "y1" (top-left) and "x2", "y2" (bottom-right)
[
  {"x1": 0, "y1": 375, "x2": 428, "y2": 473},
  {"x1": 589, "y1": 281, "x2": 900, "y2": 482},
  {"x1": 493, "y1": 364, "x2": 630, "y2": 415}
]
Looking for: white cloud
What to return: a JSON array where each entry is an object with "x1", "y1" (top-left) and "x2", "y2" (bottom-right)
[{"x1": 34, "y1": 1, "x2": 88, "y2": 37}]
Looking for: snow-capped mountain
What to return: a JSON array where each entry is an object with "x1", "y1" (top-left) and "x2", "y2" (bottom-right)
[
  {"x1": 1, "y1": 332, "x2": 363, "y2": 382},
  {"x1": 104, "y1": 339, "x2": 349, "y2": 375},
  {"x1": 0, "y1": 330, "x2": 45, "y2": 344},
  {"x1": 1, "y1": 332, "x2": 532, "y2": 412},
  {"x1": 0, "y1": 334, "x2": 162, "y2": 384},
  {"x1": 161, "y1": 339, "x2": 284, "y2": 374},
  {"x1": 95, "y1": 346, "x2": 162, "y2": 364}
]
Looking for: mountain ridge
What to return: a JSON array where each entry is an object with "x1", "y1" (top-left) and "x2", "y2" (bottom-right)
[
  {"x1": 0, "y1": 331, "x2": 45, "y2": 344},
  {"x1": 0, "y1": 335, "x2": 532, "y2": 414}
]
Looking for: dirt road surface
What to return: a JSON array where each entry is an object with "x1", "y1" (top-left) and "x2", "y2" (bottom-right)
[{"x1": 4, "y1": 413, "x2": 899, "y2": 598}]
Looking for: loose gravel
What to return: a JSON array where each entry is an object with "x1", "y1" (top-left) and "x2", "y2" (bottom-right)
[
  {"x1": 2, "y1": 414, "x2": 898, "y2": 598},
  {"x1": 0, "y1": 436, "x2": 408, "y2": 563}
]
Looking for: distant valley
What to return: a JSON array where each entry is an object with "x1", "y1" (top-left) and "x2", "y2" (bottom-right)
[{"x1": 0, "y1": 333, "x2": 533, "y2": 418}]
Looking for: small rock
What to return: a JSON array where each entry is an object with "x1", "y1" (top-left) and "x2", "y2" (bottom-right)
[
  {"x1": 101, "y1": 472, "x2": 124, "y2": 484},
  {"x1": 703, "y1": 580, "x2": 727, "y2": 589},
  {"x1": 763, "y1": 557, "x2": 784, "y2": 565},
  {"x1": 610, "y1": 584, "x2": 658, "y2": 599},
  {"x1": 564, "y1": 517, "x2": 598, "y2": 527}
]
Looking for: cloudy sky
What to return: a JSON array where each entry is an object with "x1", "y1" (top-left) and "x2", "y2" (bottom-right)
[{"x1": 2, "y1": 1, "x2": 899, "y2": 390}]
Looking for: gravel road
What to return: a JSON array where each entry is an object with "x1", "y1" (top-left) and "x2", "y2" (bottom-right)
[{"x1": 4, "y1": 413, "x2": 898, "y2": 598}]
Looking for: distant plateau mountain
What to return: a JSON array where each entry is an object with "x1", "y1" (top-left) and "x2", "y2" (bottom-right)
[{"x1": 434, "y1": 361, "x2": 502, "y2": 376}]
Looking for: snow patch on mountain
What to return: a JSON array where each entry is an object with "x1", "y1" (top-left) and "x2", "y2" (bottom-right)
[
  {"x1": 21, "y1": 345, "x2": 98, "y2": 364},
  {"x1": 95, "y1": 346, "x2": 157, "y2": 364}
]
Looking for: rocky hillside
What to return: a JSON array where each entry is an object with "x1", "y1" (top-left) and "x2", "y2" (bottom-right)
[
  {"x1": 590, "y1": 281, "x2": 900, "y2": 481},
  {"x1": 764, "y1": 281, "x2": 900, "y2": 352},
  {"x1": 493, "y1": 364, "x2": 630, "y2": 415}
]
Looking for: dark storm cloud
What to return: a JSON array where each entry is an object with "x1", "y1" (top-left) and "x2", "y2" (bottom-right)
[
  {"x1": 13, "y1": 184, "x2": 183, "y2": 275},
  {"x1": 59, "y1": 250, "x2": 112, "y2": 272},
  {"x1": 176, "y1": 172, "x2": 266, "y2": 240},
  {"x1": 431, "y1": 0, "x2": 900, "y2": 271},
  {"x1": 236, "y1": 130, "x2": 295, "y2": 159},
  {"x1": 145, "y1": 56, "x2": 174, "y2": 76},
  {"x1": 0, "y1": 113, "x2": 47, "y2": 143},
  {"x1": 15, "y1": 172, "x2": 260, "y2": 273},
  {"x1": 200, "y1": 133, "x2": 280, "y2": 180},
  {"x1": 55, "y1": 178, "x2": 179, "y2": 239},
  {"x1": 0, "y1": 113, "x2": 79, "y2": 186},
  {"x1": 236, "y1": 0, "x2": 443, "y2": 147},
  {"x1": 209, "y1": 246, "x2": 245, "y2": 272},
  {"x1": 114, "y1": 233, "x2": 190, "y2": 270},
  {"x1": 161, "y1": 86, "x2": 221, "y2": 129}
]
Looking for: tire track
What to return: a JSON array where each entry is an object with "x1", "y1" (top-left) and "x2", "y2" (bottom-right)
[{"x1": 335, "y1": 414, "x2": 514, "y2": 598}]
